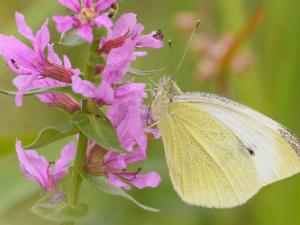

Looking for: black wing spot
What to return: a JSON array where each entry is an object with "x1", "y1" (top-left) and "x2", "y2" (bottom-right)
[{"x1": 247, "y1": 148, "x2": 255, "y2": 156}]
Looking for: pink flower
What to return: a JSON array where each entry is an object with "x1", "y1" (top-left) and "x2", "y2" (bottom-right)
[
  {"x1": 86, "y1": 144, "x2": 161, "y2": 190},
  {"x1": 53, "y1": 0, "x2": 116, "y2": 43},
  {"x1": 0, "y1": 13, "x2": 80, "y2": 106},
  {"x1": 108, "y1": 83, "x2": 148, "y2": 153},
  {"x1": 99, "y1": 13, "x2": 163, "y2": 54},
  {"x1": 14, "y1": 75, "x2": 80, "y2": 113},
  {"x1": 72, "y1": 39, "x2": 139, "y2": 104},
  {"x1": 16, "y1": 140, "x2": 76, "y2": 194},
  {"x1": 72, "y1": 39, "x2": 154, "y2": 154}
]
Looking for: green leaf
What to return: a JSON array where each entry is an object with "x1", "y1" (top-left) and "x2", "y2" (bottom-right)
[
  {"x1": 31, "y1": 196, "x2": 89, "y2": 222},
  {"x1": 72, "y1": 111, "x2": 126, "y2": 153},
  {"x1": 0, "y1": 86, "x2": 81, "y2": 99},
  {"x1": 26, "y1": 123, "x2": 79, "y2": 149},
  {"x1": 84, "y1": 174, "x2": 159, "y2": 212},
  {"x1": 128, "y1": 67, "x2": 165, "y2": 77},
  {"x1": 58, "y1": 29, "x2": 86, "y2": 46}
]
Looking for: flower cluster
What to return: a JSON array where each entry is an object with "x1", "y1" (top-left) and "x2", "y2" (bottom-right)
[{"x1": 0, "y1": 0, "x2": 163, "y2": 196}]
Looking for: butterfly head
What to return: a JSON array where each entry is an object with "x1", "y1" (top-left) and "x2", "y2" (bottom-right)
[{"x1": 150, "y1": 76, "x2": 183, "y2": 122}]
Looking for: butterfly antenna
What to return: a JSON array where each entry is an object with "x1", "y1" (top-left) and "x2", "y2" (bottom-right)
[
  {"x1": 175, "y1": 19, "x2": 201, "y2": 73},
  {"x1": 148, "y1": 78, "x2": 160, "y2": 88},
  {"x1": 168, "y1": 40, "x2": 175, "y2": 80}
]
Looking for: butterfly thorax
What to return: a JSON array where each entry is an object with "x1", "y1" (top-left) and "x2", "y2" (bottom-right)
[{"x1": 151, "y1": 77, "x2": 183, "y2": 122}]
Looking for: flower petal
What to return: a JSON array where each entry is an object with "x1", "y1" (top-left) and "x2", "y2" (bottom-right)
[
  {"x1": 102, "y1": 39, "x2": 136, "y2": 84},
  {"x1": 130, "y1": 172, "x2": 161, "y2": 189},
  {"x1": 16, "y1": 140, "x2": 50, "y2": 189},
  {"x1": 95, "y1": 0, "x2": 116, "y2": 13},
  {"x1": 0, "y1": 35, "x2": 36, "y2": 74},
  {"x1": 53, "y1": 142, "x2": 76, "y2": 182},
  {"x1": 94, "y1": 13, "x2": 113, "y2": 29},
  {"x1": 63, "y1": 55, "x2": 72, "y2": 69},
  {"x1": 34, "y1": 19, "x2": 50, "y2": 54},
  {"x1": 71, "y1": 75, "x2": 98, "y2": 99},
  {"x1": 13, "y1": 73, "x2": 40, "y2": 107},
  {"x1": 105, "y1": 152, "x2": 127, "y2": 170},
  {"x1": 107, "y1": 172, "x2": 131, "y2": 190},
  {"x1": 58, "y1": 0, "x2": 81, "y2": 13},
  {"x1": 76, "y1": 24, "x2": 93, "y2": 43},
  {"x1": 52, "y1": 15, "x2": 76, "y2": 33},
  {"x1": 124, "y1": 148, "x2": 147, "y2": 164},
  {"x1": 83, "y1": 0, "x2": 92, "y2": 8},
  {"x1": 110, "y1": 13, "x2": 137, "y2": 39},
  {"x1": 108, "y1": 83, "x2": 147, "y2": 151},
  {"x1": 47, "y1": 44, "x2": 62, "y2": 65},
  {"x1": 137, "y1": 32, "x2": 164, "y2": 49},
  {"x1": 15, "y1": 12, "x2": 34, "y2": 42}
]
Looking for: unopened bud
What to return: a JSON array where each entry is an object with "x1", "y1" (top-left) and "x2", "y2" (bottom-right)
[{"x1": 48, "y1": 94, "x2": 80, "y2": 114}]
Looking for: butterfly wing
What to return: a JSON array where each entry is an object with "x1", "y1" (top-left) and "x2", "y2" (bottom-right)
[
  {"x1": 174, "y1": 93, "x2": 300, "y2": 187},
  {"x1": 159, "y1": 101, "x2": 261, "y2": 208}
]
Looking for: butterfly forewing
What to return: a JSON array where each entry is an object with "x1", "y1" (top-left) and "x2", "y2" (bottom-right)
[
  {"x1": 174, "y1": 93, "x2": 300, "y2": 186},
  {"x1": 159, "y1": 101, "x2": 261, "y2": 208}
]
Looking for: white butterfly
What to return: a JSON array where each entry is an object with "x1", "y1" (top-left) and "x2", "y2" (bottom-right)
[{"x1": 151, "y1": 78, "x2": 300, "y2": 208}]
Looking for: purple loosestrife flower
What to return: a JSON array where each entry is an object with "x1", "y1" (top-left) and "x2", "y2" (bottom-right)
[
  {"x1": 72, "y1": 39, "x2": 138, "y2": 104},
  {"x1": 86, "y1": 144, "x2": 161, "y2": 190},
  {"x1": 16, "y1": 140, "x2": 76, "y2": 194},
  {"x1": 72, "y1": 43, "x2": 150, "y2": 155},
  {"x1": 13, "y1": 44, "x2": 81, "y2": 112},
  {"x1": 108, "y1": 83, "x2": 148, "y2": 154},
  {"x1": 99, "y1": 13, "x2": 163, "y2": 54},
  {"x1": 0, "y1": 13, "x2": 80, "y2": 106},
  {"x1": 53, "y1": 0, "x2": 116, "y2": 43}
]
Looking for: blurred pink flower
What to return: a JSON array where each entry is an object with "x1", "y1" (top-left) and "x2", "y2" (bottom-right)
[
  {"x1": 172, "y1": 11, "x2": 198, "y2": 33},
  {"x1": 0, "y1": 13, "x2": 79, "y2": 106},
  {"x1": 16, "y1": 140, "x2": 76, "y2": 194},
  {"x1": 99, "y1": 13, "x2": 163, "y2": 54},
  {"x1": 53, "y1": 0, "x2": 116, "y2": 43},
  {"x1": 195, "y1": 34, "x2": 254, "y2": 81}
]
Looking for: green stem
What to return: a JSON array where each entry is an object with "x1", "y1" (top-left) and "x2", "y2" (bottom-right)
[
  {"x1": 67, "y1": 133, "x2": 88, "y2": 206},
  {"x1": 63, "y1": 36, "x2": 101, "y2": 225},
  {"x1": 62, "y1": 133, "x2": 88, "y2": 225},
  {"x1": 84, "y1": 39, "x2": 101, "y2": 82}
]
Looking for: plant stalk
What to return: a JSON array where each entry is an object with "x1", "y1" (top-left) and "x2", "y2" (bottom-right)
[{"x1": 63, "y1": 36, "x2": 101, "y2": 225}]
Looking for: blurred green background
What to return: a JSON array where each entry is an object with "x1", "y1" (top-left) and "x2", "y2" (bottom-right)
[{"x1": 1, "y1": 0, "x2": 300, "y2": 225}]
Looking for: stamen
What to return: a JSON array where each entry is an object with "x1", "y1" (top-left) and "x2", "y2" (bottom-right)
[{"x1": 77, "y1": 7, "x2": 97, "y2": 24}]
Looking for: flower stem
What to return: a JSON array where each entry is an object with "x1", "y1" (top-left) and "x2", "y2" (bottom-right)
[
  {"x1": 62, "y1": 133, "x2": 87, "y2": 225},
  {"x1": 68, "y1": 133, "x2": 88, "y2": 205},
  {"x1": 64, "y1": 36, "x2": 101, "y2": 225}
]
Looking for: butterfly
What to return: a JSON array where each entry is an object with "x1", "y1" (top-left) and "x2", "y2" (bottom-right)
[{"x1": 150, "y1": 77, "x2": 300, "y2": 208}]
